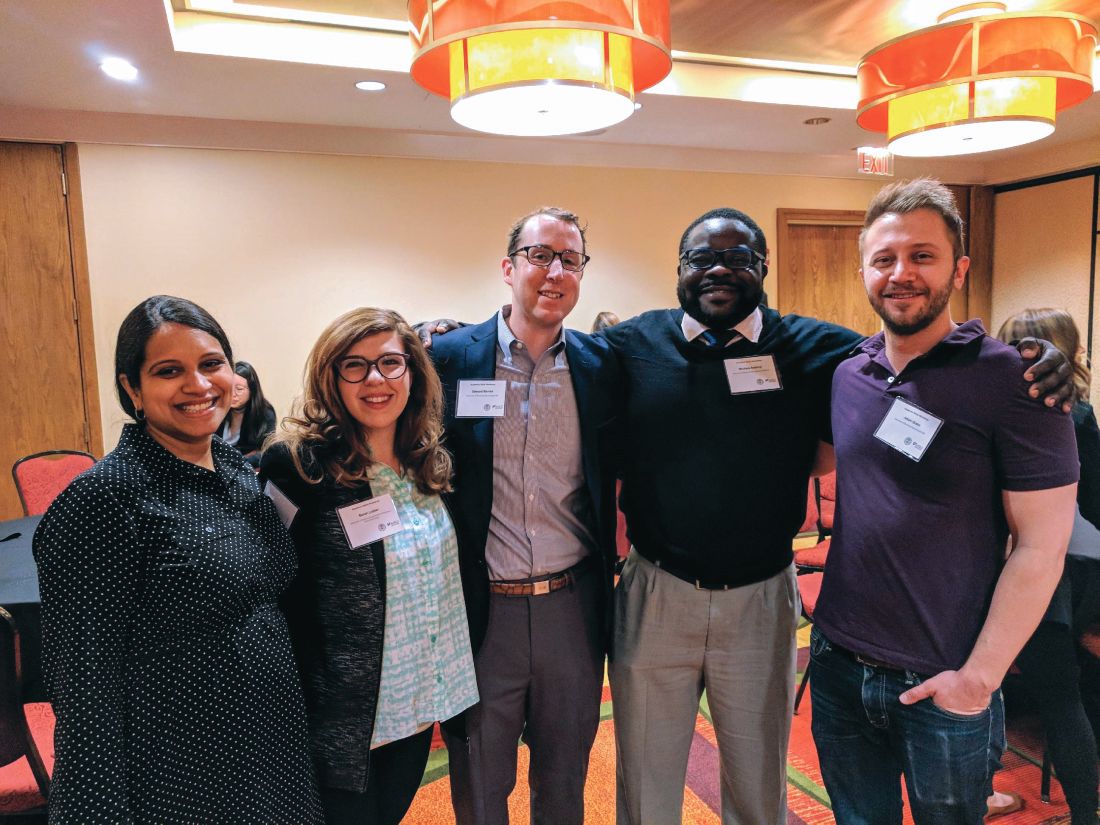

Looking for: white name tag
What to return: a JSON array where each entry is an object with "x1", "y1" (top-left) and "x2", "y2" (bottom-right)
[
  {"x1": 263, "y1": 481, "x2": 299, "y2": 529},
  {"x1": 336, "y1": 494, "x2": 404, "y2": 548},
  {"x1": 456, "y1": 379, "x2": 506, "y2": 418},
  {"x1": 874, "y1": 398, "x2": 944, "y2": 462},
  {"x1": 724, "y1": 355, "x2": 782, "y2": 394}
]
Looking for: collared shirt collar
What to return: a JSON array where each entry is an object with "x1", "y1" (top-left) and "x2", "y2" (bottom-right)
[
  {"x1": 496, "y1": 305, "x2": 567, "y2": 365},
  {"x1": 681, "y1": 306, "x2": 763, "y2": 346},
  {"x1": 857, "y1": 319, "x2": 987, "y2": 357}
]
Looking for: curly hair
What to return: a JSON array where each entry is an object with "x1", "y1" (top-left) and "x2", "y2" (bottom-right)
[{"x1": 270, "y1": 307, "x2": 452, "y2": 494}]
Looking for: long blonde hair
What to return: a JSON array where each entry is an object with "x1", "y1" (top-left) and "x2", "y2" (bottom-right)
[
  {"x1": 271, "y1": 307, "x2": 452, "y2": 494},
  {"x1": 996, "y1": 307, "x2": 1091, "y2": 405}
]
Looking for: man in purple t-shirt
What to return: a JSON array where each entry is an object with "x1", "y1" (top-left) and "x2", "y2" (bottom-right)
[{"x1": 810, "y1": 178, "x2": 1079, "y2": 825}]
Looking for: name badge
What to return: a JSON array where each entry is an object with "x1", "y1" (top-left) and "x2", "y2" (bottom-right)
[
  {"x1": 456, "y1": 379, "x2": 506, "y2": 417},
  {"x1": 874, "y1": 398, "x2": 943, "y2": 461},
  {"x1": 336, "y1": 494, "x2": 404, "y2": 548},
  {"x1": 263, "y1": 481, "x2": 299, "y2": 529},
  {"x1": 724, "y1": 355, "x2": 782, "y2": 394}
]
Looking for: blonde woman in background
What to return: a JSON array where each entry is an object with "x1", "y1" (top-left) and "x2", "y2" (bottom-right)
[
  {"x1": 260, "y1": 307, "x2": 477, "y2": 825},
  {"x1": 990, "y1": 308, "x2": 1100, "y2": 824}
]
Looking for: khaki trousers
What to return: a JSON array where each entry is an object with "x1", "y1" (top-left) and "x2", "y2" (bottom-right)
[{"x1": 608, "y1": 550, "x2": 800, "y2": 825}]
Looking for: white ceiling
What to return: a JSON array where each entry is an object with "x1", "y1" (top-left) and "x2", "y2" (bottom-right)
[{"x1": 1, "y1": 0, "x2": 1098, "y2": 183}]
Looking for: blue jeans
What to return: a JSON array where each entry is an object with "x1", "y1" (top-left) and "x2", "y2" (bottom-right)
[{"x1": 809, "y1": 627, "x2": 1005, "y2": 825}]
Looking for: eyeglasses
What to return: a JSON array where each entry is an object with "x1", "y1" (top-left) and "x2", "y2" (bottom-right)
[
  {"x1": 680, "y1": 246, "x2": 765, "y2": 271},
  {"x1": 335, "y1": 352, "x2": 411, "y2": 383},
  {"x1": 511, "y1": 245, "x2": 590, "y2": 272}
]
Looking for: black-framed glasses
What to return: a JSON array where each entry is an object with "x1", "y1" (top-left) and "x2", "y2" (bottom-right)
[
  {"x1": 680, "y1": 245, "x2": 765, "y2": 271},
  {"x1": 511, "y1": 245, "x2": 590, "y2": 272},
  {"x1": 335, "y1": 352, "x2": 411, "y2": 383}
]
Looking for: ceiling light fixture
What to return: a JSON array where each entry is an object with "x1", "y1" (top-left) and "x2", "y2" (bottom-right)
[
  {"x1": 99, "y1": 57, "x2": 139, "y2": 82},
  {"x1": 857, "y1": 7, "x2": 1097, "y2": 156},
  {"x1": 355, "y1": 80, "x2": 386, "y2": 92},
  {"x1": 407, "y1": 0, "x2": 672, "y2": 137}
]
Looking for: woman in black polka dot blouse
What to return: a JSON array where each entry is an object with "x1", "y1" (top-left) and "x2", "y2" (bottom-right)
[{"x1": 33, "y1": 295, "x2": 323, "y2": 824}]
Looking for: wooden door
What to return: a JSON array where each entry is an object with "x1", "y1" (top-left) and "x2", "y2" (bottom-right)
[
  {"x1": 776, "y1": 210, "x2": 881, "y2": 337},
  {"x1": 0, "y1": 142, "x2": 99, "y2": 519}
]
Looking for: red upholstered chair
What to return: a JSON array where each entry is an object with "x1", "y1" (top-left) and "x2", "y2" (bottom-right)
[
  {"x1": 11, "y1": 451, "x2": 95, "y2": 516},
  {"x1": 793, "y1": 572, "x2": 824, "y2": 713},
  {"x1": 0, "y1": 607, "x2": 54, "y2": 820},
  {"x1": 796, "y1": 481, "x2": 819, "y2": 537},
  {"x1": 794, "y1": 472, "x2": 835, "y2": 573}
]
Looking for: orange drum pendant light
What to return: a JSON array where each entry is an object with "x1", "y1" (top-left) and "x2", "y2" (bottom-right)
[
  {"x1": 857, "y1": 4, "x2": 1097, "y2": 156},
  {"x1": 408, "y1": 0, "x2": 672, "y2": 136}
]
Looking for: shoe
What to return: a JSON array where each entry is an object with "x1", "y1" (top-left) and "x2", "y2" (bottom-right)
[{"x1": 985, "y1": 791, "x2": 1025, "y2": 820}]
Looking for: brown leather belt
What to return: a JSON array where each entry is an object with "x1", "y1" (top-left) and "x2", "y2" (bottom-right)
[{"x1": 488, "y1": 558, "x2": 590, "y2": 597}]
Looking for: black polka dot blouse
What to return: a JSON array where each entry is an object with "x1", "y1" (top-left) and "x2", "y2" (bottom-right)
[{"x1": 33, "y1": 424, "x2": 323, "y2": 824}]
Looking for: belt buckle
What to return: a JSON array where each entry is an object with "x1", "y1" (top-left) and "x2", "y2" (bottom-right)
[{"x1": 532, "y1": 580, "x2": 550, "y2": 596}]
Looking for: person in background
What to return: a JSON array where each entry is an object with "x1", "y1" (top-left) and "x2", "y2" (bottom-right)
[
  {"x1": 33, "y1": 294, "x2": 321, "y2": 824},
  {"x1": 591, "y1": 311, "x2": 621, "y2": 334},
  {"x1": 261, "y1": 307, "x2": 477, "y2": 825},
  {"x1": 987, "y1": 307, "x2": 1100, "y2": 824},
  {"x1": 221, "y1": 359, "x2": 276, "y2": 464}
]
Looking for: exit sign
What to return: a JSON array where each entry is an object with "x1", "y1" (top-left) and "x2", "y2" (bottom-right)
[{"x1": 857, "y1": 147, "x2": 894, "y2": 176}]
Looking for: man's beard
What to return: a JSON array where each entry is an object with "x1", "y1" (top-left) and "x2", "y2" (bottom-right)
[
  {"x1": 677, "y1": 281, "x2": 761, "y2": 329},
  {"x1": 870, "y1": 280, "x2": 953, "y2": 336}
]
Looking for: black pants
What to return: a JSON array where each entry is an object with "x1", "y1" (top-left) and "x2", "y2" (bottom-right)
[
  {"x1": 1016, "y1": 620, "x2": 1100, "y2": 825},
  {"x1": 320, "y1": 726, "x2": 434, "y2": 825}
]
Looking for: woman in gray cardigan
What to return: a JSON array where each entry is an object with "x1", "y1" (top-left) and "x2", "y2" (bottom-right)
[{"x1": 261, "y1": 307, "x2": 477, "y2": 825}]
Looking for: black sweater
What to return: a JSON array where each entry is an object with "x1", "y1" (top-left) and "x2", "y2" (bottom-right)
[
  {"x1": 601, "y1": 307, "x2": 860, "y2": 586},
  {"x1": 259, "y1": 442, "x2": 386, "y2": 793}
]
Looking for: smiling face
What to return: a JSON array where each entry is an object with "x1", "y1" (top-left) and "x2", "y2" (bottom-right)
[
  {"x1": 676, "y1": 217, "x2": 766, "y2": 328},
  {"x1": 503, "y1": 214, "x2": 583, "y2": 337},
  {"x1": 118, "y1": 322, "x2": 235, "y2": 459},
  {"x1": 860, "y1": 208, "x2": 969, "y2": 337},
  {"x1": 335, "y1": 331, "x2": 412, "y2": 448}
]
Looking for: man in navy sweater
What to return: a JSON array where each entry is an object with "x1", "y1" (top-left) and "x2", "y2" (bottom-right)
[{"x1": 602, "y1": 209, "x2": 860, "y2": 824}]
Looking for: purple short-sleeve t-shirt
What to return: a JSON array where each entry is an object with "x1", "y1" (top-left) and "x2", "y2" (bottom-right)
[{"x1": 814, "y1": 320, "x2": 1079, "y2": 675}]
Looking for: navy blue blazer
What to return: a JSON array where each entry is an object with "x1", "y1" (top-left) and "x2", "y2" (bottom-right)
[{"x1": 430, "y1": 314, "x2": 623, "y2": 654}]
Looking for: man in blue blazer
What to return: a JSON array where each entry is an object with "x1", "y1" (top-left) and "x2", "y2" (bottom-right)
[{"x1": 431, "y1": 207, "x2": 622, "y2": 825}]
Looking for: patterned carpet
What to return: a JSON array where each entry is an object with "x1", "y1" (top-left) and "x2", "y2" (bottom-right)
[{"x1": 406, "y1": 622, "x2": 1074, "y2": 824}]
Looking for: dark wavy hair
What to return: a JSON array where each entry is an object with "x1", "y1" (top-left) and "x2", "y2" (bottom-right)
[
  {"x1": 115, "y1": 295, "x2": 233, "y2": 420},
  {"x1": 271, "y1": 307, "x2": 452, "y2": 494},
  {"x1": 233, "y1": 361, "x2": 276, "y2": 447}
]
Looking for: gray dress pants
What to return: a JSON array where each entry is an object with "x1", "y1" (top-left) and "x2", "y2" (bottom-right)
[
  {"x1": 444, "y1": 566, "x2": 604, "y2": 825},
  {"x1": 609, "y1": 550, "x2": 800, "y2": 825}
]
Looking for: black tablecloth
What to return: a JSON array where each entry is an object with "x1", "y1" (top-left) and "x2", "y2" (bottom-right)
[{"x1": 0, "y1": 514, "x2": 44, "y2": 701}]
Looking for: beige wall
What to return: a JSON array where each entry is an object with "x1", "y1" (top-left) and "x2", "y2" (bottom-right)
[
  {"x1": 991, "y1": 176, "x2": 1098, "y2": 406},
  {"x1": 76, "y1": 144, "x2": 888, "y2": 448}
]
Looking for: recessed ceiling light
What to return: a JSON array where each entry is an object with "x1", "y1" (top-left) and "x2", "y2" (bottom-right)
[
  {"x1": 355, "y1": 80, "x2": 386, "y2": 92},
  {"x1": 100, "y1": 57, "x2": 138, "y2": 82},
  {"x1": 803, "y1": 116, "x2": 831, "y2": 126},
  {"x1": 633, "y1": 102, "x2": 642, "y2": 110}
]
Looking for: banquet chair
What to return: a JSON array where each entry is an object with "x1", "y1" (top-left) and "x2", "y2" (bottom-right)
[
  {"x1": 793, "y1": 472, "x2": 835, "y2": 573},
  {"x1": 793, "y1": 472, "x2": 836, "y2": 712},
  {"x1": 11, "y1": 451, "x2": 95, "y2": 516},
  {"x1": 0, "y1": 607, "x2": 53, "y2": 822}
]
